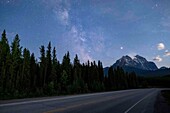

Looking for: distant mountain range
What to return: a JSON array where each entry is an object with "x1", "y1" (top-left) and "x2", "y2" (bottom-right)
[{"x1": 104, "y1": 55, "x2": 170, "y2": 77}]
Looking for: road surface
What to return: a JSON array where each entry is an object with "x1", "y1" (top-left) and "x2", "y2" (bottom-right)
[{"x1": 0, "y1": 88, "x2": 160, "y2": 113}]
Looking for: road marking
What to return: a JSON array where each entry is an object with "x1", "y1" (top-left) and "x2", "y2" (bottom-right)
[
  {"x1": 0, "y1": 89, "x2": 138, "y2": 107},
  {"x1": 124, "y1": 91, "x2": 155, "y2": 113},
  {"x1": 43, "y1": 94, "x2": 125, "y2": 113}
]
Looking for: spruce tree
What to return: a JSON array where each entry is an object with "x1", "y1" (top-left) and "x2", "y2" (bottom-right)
[
  {"x1": 21, "y1": 48, "x2": 31, "y2": 90},
  {"x1": 39, "y1": 45, "x2": 46, "y2": 87},
  {"x1": 46, "y1": 42, "x2": 52, "y2": 84},
  {"x1": 0, "y1": 30, "x2": 10, "y2": 91},
  {"x1": 62, "y1": 51, "x2": 72, "y2": 85},
  {"x1": 30, "y1": 53, "x2": 37, "y2": 90},
  {"x1": 98, "y1": 60, "x2": 104, "y2": 83},
  {"x1": 73, "y1": 54, "x2": 81, "y2": 81},
  {"x1": 51, "y1": 47, "x2": 57, "y2": 82},
  {"x1": 108, "y1": 66, "x2": 114, "y2": 89},
  {"x1": 10, "y1": 34, "x2": 22, "y2": 90}
]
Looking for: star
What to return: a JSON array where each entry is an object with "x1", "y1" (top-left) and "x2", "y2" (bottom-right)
[{"x1": 155, "y1": 4, "x2": 158, "y2": 7}]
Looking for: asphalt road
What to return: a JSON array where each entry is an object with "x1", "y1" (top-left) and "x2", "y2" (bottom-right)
[{"x1": 0, "y1": 88, "x2": 160, "y2": 113}]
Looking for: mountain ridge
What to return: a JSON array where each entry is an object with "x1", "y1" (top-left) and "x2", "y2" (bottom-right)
[
  {"x1": 104, "y1": 55, "x2": 170, "y2": 77},
  {"x1": 112, "y1": 55, "x2": 158, "y2": 71}
]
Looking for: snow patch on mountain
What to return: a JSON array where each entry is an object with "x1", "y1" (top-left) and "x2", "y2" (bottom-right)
[{"x1": 113, "y1": 55, "x2": 158, "y2": 71}]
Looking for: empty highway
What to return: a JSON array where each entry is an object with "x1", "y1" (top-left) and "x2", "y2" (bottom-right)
[{"x1": 0, "y1": 88, "x2": 160, "y2": 113}]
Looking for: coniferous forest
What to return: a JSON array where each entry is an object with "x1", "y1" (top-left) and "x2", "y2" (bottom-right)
[{"x1": 0, "y1": 30, "x2": 153, "y2": 99}]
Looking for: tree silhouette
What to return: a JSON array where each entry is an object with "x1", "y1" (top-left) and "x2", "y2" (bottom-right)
[{"x1": 0, "y1": 30, "x2": 144, "y2": 99}]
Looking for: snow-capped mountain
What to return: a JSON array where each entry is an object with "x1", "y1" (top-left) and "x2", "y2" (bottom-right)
[
  {"x1": 104, "y1": 55, "x2": 170, "y2": 77},
  {"x1": 112, "y1": 55, "x2": 158, "y2": 71}
]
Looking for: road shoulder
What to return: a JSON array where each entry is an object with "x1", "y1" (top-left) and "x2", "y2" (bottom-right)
[{"x1": 154, "y1": 90, "x2": 170, "y2": 113}]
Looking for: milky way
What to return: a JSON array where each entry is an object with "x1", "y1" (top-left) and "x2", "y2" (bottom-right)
[{"x1": 0, "y1": 0, "x2": 170, "y2": 67}]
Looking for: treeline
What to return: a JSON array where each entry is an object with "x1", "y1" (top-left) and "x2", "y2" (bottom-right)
[
  {"x1": 105, "y1": 66, "x2": 138, "y2": 90},
  {"x1": 0, "y1": 30, "x2": 138, "y2": 99},
  {"x1": 138, "y1": 75, "x2": 170, "y2": 88}
]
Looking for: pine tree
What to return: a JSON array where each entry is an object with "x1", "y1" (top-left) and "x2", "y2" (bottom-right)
[
  {"x1": 51, "y1": 47, "x2": 57, "y2": 82},
  {"x1": 10, "y1": 34, "x2": 22, "y2": 90},
  {"x1": 98, "y1": 60, "x2": 104, "y2": 83},
  {"x1": 30, "y1": 53, "x2": 37, "y2": 90},
  {"x1": 128, "y1": 72, "x2": 138, "y2": 88},
  {"x1": 0, "y1": 30, "x2": 10, "y2": 91},
  {"x1": 0, "y1": 30, "x2": 10, "y2": 64},
  {"x1": 60, "y1": 70, "x2": 68, "y2": 93},
  {"x1": 92, "y1": 61, "x2": 99, "y2": 82},
  {"x1": 21, "y1": 48, "x2": 31, "y2": 90},
  {"x1": 62, "y1": 51, "x2": 72, "y2": 85},
  {"x1": 108, "y1": 66, "x2": 114, "y2": 89},
  {"x1": 46, "y1": 42, "x2": 52, "y2": 84},
  {"x1": 73, "y1": 54, "x2": 81, "y2": 81},
  {"x1": 39, "y1": 45, "x2": 46, "y2": 87}
]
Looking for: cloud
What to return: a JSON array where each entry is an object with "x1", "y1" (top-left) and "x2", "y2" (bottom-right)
[
  {"x1": 120, "y1": 47, "x2": 123, "y2": 50},
  {"x1": 153, "y1": 55, "x2": 162, "y2": 62},
  {"x1": 165, "y1": 50, "x2": 170, "y2": 56},
  {"x1": 157, "y1": 43, "x2": 165, "y2": 50}
]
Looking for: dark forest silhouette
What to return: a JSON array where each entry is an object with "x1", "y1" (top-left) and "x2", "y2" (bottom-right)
[{"x1": 0, "y1": 30, "x2": 169, "y2": 99}]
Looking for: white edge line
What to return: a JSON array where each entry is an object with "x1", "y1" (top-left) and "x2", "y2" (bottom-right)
[
  {"x1": 124, "y1": 91, "x2": 155, "y2": 113},
  {"x1": 0, "y1": 89, "x2": 139, "y2": 107}
]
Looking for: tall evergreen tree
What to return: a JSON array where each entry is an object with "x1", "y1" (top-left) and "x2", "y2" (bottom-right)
[
  {"x1": 52, "y1": 47, "x2": 61, "y2": 93},
  {"x1": 0, "y1": 30, "x2": 10, "y2": 64},
  {"x1": 98, "y1": 60, "x2": 104, "y2": 83},
  {"x1": 60, "y1": 70, "x2": 68, "y2": 93},
  {"x1": 51, "y1": 47, "x2": 57, "y2": 82},
  {"x1": 108, "y1": 66, "x2": 114, "y2": 89},
  {"x1": 0, "y1": 30, "x2": 10, "y2": 91},
  {"x1": 62, "y1": 51, "x2": 72, "y2": 85},
  {"x1": 10, "y1": 34, "x2": 22, "y2": 90},
  {"x1": 30, "y1": 53, "x2": 37, "y2": 90},
  {"x1": 21, "y1": 48, "x2": 31, "y2": 90},
  {"x1": 73, "y1": 54, "x2": 81, "y2": 81},
  {"x1": 46, "y1": 42, "x2": 52, "y2": 84},
  {"x1": 39, "y1": 45, "x2": 46, "y2": 87}
]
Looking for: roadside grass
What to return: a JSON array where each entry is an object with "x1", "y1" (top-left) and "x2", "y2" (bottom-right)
[{"x1": 161, "y1": 90, "x2": 170, "y2": 105}]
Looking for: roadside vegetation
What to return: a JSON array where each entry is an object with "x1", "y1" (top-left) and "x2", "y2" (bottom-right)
[
  {"x1": 161, "y1": 90, "x2": 170, "y2": 105},
  {"x1": 138, "y1": 75, "x2": 170, "y2": 88}
]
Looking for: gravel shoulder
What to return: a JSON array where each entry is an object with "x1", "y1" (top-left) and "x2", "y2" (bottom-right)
[{"x1": 154, "y1": 90, "x2": 170, "y2": 113}]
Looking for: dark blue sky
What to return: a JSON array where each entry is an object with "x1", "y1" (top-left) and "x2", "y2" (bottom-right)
[{"x1": 0, "y1": 0, "x2": 170, "y2": 67}]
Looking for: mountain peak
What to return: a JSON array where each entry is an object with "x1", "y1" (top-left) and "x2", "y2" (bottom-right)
[
  {"x1": 121, "y1": 55, "x2": 132, "y2": 61},
  {"x1": 133, "y1": 55, "x2": 147, "y2": 64},
  {"x1": 113, "y1": 55, "x2": 158, "y2": 71},
  {"x1": 135, "y1": 55, "x2": 142, "y2": 57}
]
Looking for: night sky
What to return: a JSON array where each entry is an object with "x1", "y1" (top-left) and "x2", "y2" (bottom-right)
[{"x1": 0, "y1": 0, "x2": 170, "y2": 68}]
